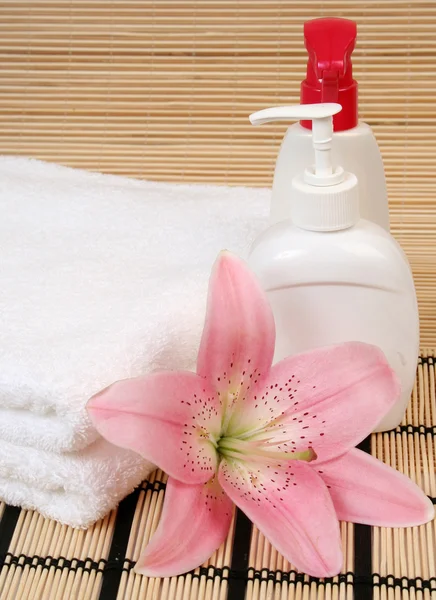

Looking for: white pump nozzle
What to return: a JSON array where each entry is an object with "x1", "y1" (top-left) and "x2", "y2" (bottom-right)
[
  {"x1": 250, "y1": 103, "x2": 342, "y2": 185},
  {"x1": 249, "y1": 103, "x2": 359, "y2": 231},
  {"x1": 249, "y1": 102, "x2": 341, "y2": 125}
]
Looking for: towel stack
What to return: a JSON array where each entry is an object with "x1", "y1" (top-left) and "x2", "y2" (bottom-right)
[{"x1": 0, "y1": 156, "x2": 269, "y2": 527}]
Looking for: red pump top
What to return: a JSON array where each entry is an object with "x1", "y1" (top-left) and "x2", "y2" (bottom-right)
[{"x1": 300, "y1": 18, "x2": 358, "y2": 131}]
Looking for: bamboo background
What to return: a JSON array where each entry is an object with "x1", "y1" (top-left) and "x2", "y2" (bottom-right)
[
  {"x1": 0, "y1": 2, "x2": 436, "y2": 599},
  {"x1": 0, "y1": 1, "x2": 435, "y2": 342}
]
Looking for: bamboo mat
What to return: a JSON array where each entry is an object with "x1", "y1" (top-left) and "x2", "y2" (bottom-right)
[
  {"x1": 0, "y1": 1, "x2": 435, "y2": 344},
  {"x1": 0, "y1": 353, "x2": 434, "y2": 600}
]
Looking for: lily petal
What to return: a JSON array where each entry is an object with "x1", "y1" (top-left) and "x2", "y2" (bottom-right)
[
  {"x1": 135, "y1": 476, "x2": 233, "y2": 577},
  {"x1": 318, "y1": 448, "x2": 434, "y2": 527},
  {"x1": 197, "y1": 252, "x2": 275, "y2": 418},
  {"x1": 218, "y1": 458, "x2": 343, "y2": 578},
  {"x1": 87, "y1": 371, "x2": 221, "y2": 484},
  {"x1": 230, "y1": 343, "x2": 399, "y2": 462}
]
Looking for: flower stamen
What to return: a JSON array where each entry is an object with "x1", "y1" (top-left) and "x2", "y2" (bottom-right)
[{"x1": 217, "y1": 436, "x2": 316, "y2": 463}]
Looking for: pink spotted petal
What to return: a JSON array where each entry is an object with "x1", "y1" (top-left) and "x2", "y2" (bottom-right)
[
  {"x1": 230, "y1": 343, "x2": 399, "y2": 462},
  {"x1": 318, "y1": 449, "x2": 434, "y2": 527},
  {"x1": 135, "y1": 476, "x2": 233, "y2": 577},
  {"x1": 87, "y1": 371, "x2": 221, "y2": 485},
  {"x1": 218, "y1": 459, "x2": 343, "y2": 578},
  {"x1": 197, "y1": 252, "x2": 275, "y2": 414}
]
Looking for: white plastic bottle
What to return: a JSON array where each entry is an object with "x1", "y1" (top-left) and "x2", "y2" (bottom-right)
[
  {"x1": 248, "y1": 103, "x2": 419, "y2": 432},
  {"x1": 271, "y1": 17, "x2": 390, "y2": 231}
]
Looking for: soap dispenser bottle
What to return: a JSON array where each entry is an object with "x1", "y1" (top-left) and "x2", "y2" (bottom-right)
[
  {"x1": 248, "y1": 103, "x2": 419, "y2": 432},
  {"x1": 271, "y1": 17, "x2": 390, "y2": 232}
]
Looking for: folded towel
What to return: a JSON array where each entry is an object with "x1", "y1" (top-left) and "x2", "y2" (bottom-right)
[
  {"x1": 0, "y1": 437, "x2": 153, "y2": 527},
  {"x1": 0, "y1": 156, "x2": 270, "y2": 452}
]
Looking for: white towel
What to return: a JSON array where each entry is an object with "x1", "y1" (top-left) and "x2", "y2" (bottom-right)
[
  {"x1": 0, "y1": 156, "x2": 270, "y2": 452},
  {"x1": 0, "y1": 437, "x2": 153, "y2": 528}
]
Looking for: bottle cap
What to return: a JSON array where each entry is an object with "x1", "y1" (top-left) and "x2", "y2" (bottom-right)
[{"x1": 301, "y1": 18, "x2": 358, "y2": 131}]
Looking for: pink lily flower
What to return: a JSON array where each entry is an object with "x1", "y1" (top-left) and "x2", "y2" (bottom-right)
[{"x1": 87, "y1": 252, "x2": 433, "y2": 579}]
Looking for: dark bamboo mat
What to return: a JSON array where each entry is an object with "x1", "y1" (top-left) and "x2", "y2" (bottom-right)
[{"x1": 0, "y1": 354, "x2": 435, "y2": 599}]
